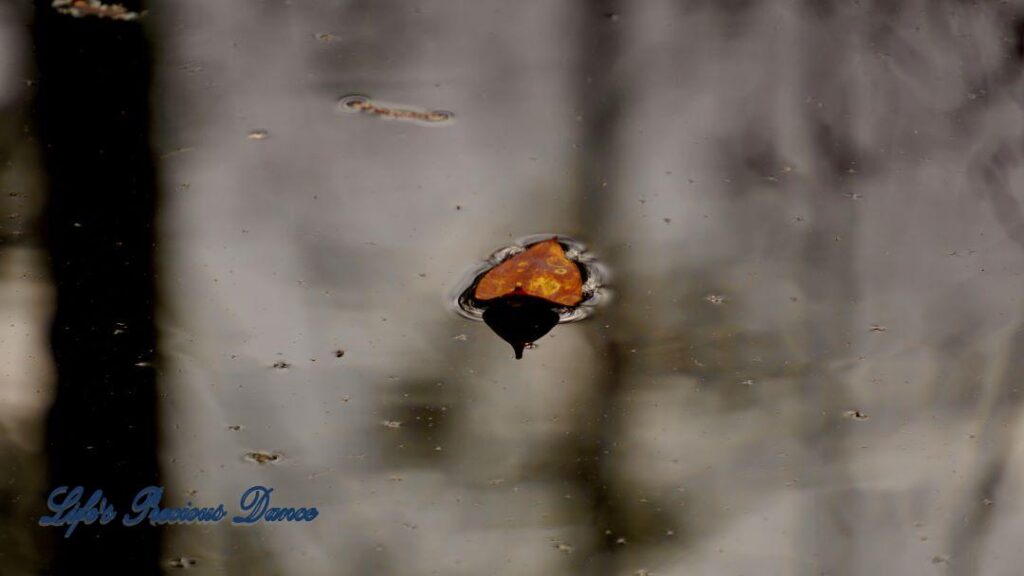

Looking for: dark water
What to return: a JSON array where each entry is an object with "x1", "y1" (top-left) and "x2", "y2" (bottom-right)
[{"x1": 3, "y1": 0, "x2": 1024, "y2": 574}]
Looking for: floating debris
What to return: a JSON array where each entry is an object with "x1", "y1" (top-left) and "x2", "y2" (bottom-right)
[
  {"x1": 314, "y1": 32, "x2": 339, "y2": 43},
  {"x1": 167, "y1": 556, "x2": 198, "y2": 569},
  {"x1": 52, "y1": 0, "x2": 144, "y2": 20},
  {"x1": 704, "y1": 294, "x2": 725, "y2": 305},
  {"x1": 869, "y1": 324, "x2": 887, "y2": 333},
  {"x1": 226, "y1": 425, "x2": 243, "y2": 432},
  {"x1": 452, "y1": 234, "x2": 608, "y2": 359},
  {"x1": 843, "y1": 410, "x2": 869, "y2": 421},
  {"x1": 337, "y1": 94, "x2": 453, "y2": 126},
  {"x1": 553, "y1": 542, "x2": 574, "y2": 554},
  {"x1": 381, "y1": 420, "x2": 402, "y2": 429},
  {"x1": 247, "y1": 130, "x2": 269, "y2": 140},
  {"x1": 244, "y1": 451, "x2": 281, "y2": 465}
]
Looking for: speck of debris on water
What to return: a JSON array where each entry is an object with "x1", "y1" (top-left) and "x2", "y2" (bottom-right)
[
  {"x1": 932, "y1": 555, "x2": 949, "y2": 565},
  {"x1": 381, "y1": 420, "x2": 402, "y2": 429},
  {"x1": 314, "y1": 32, "x2": 339, "y2": 42},
  {"x1": 869, "y1": 324, "x2": 887, "y2": 332},
  {"x1": 247, "y1": 130, "x2": 269, "y2": 140},
  {"x1": 226, "y1": 425, "x2": 243, "y2": 431},
  {"x1": 704, "y1": 294, "x2": 725, "y2": 305},
  {"x1": 244, "y1": 451, "x2": 281, "y2": 465},
  {"x1": 271, "y1": 361, "x2": 291, "y2": 369},
  {"x1": 167, "y1": 556, "x2": 198, "y2": 569},
  {"x1": 453, "y1": 334, "x2": 468, "y2": 341},
  {"x1": 334, "y1": 349, "x2": 345, "y2": 358},
  {"x1": 843, "y1": 410, "x2": 869, "y2": 421},
  {"x1": 553, "y1": 542, "x2": 574, "y2": 554}
]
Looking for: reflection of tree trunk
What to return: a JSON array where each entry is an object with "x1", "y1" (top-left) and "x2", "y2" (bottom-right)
[
  {"x1": 33, "y1": 2, "x2": 162, "y2": 573},
  {"x1": 573, "y1": 1, "x2": 627, "y2": 575},
  {"x1": 796, "y1": 12, "x2": 861, "y2": 576}
]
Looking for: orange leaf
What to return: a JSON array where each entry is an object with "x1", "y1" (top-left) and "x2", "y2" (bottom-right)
[{"x1": 474, "y1": 239, "x2": 583, "y2": 307}]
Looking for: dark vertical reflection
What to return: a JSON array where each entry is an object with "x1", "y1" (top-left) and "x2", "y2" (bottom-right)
[
  {"x1": 796, "y1": 4, "x2": 862, "y2": 574},
  {"x1": 572, "y1": 2, "x2": 629, "y2": 575},
  {"x1": 32, "y1": 1, "x2": 162, "y2": 573}
]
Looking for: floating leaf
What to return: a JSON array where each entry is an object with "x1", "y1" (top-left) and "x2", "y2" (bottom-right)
[{"x1": 474, "y1": 238, "x2": 583, "y2": 307}]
